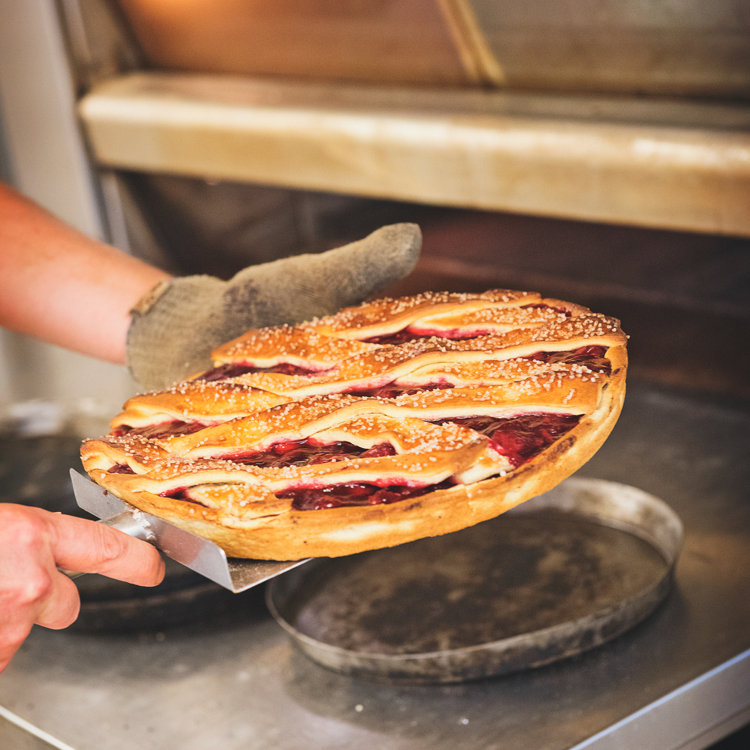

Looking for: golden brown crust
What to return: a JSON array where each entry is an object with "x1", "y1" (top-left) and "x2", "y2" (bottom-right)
[
  {"x1": 110, "y1": 381, "x2": 290, "y2": 431},
  {"x1": 82, "y1": 289, "x2": 628, "y2": 560},
  {"x1": 306, "y1": 289, "x2": 542, "y2": 338},
  {"x1": 211, "y1": 325, "x2": 378, "y2": 368}
]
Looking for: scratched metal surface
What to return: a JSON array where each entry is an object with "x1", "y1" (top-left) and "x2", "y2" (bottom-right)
[{"x1": 0, "y1": 381, "x2": 748, "y2": 750}]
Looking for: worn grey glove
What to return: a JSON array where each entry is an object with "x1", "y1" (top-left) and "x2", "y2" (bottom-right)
[{"x1": 127, "y1": 223, "x2": 421, "y2": 390}]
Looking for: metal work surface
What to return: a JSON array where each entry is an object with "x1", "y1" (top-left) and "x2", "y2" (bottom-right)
[{"x1": 1, "y1": 381, "x2": 749, "y2": 750}]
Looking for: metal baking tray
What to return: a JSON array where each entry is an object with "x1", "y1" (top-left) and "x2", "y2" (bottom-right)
[{"x1": 266, "y1": 477, "x2": 683, "y2": 684}]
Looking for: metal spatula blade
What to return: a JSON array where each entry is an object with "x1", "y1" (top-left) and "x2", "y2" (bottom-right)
[{"x1": 69, "y1": 470, "x2": 308, "y2": 592}]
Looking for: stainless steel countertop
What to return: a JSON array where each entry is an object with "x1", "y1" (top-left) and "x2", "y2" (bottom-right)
[{"x1": 1, "y1": 382, "x2": 749, "y2": 750}]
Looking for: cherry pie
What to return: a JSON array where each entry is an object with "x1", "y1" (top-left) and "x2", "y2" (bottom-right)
[{"x1": 81, "y1": 290, "x2": 627, "y2": 559}]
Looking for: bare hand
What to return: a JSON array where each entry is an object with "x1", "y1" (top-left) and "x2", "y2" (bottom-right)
[{"x1": 0, "y1": 504, "x2": 165, "y2": 672}]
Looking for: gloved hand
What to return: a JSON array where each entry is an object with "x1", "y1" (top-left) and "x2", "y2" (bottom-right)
[{"x1": 126, "y1": 223, "x2": 421, "y2": 390}]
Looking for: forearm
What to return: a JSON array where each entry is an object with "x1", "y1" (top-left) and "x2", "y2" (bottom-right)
[
  {"x1": 1, "y1": 182, "x2": 421, "y2": 389},
  {"x1": 0, "y1": 183, "x2": 170, "y2": 364}
]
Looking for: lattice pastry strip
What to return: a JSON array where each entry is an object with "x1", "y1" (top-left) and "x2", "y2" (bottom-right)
[
  {"x1": 306, "y1": 289, "x2": 542, "y2": 338},
  {"x1": 110, "y1": 380, "x2": 290, "y2": 435},
  {"x1": 112, "y1": 293, "x2": 620, "y2": 433},
  {"x1": 84, "y1": 411, "x2": 500, "y2": 523},
  {"x1": 406, "y1": 303, "x2": 570, "y2": 337},
  {"x1": 211, "y1": 325, "x2": 378, "y2": 369},
  {"x1": 191, "y1": 312, "x2": 620, "y2": 402},
  {"x1": 394, "y1": 358, "x2": 605, "y2": 388}
]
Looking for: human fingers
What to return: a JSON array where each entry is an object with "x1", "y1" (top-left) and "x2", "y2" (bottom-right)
[
  {"x1": 0, "y1": 505, "x2": 83, "y2": 671},
  {"x1": 46, "y1": 511, "x2": 165, "y2": 587}
]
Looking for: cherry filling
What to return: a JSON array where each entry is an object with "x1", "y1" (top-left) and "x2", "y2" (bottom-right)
[
  {"x1": 196, "y1": 361, "x2": 321, "y2": 382},
  {"x1": 225, "y1": 439, "x2": 396, "y2": 469},
  {"x1": 348, "y1": 382, "x2": 454, "y2": 398},
  {"x1": 440, "y1": 413, "x2": 582, "y2": 468},
  {"x1": 157, "y1": 442, "x2": 403, "y2": 505},
  {"x1": 362, "y1": 303, "x2": 572, "y2": 345},
  {"x1": 281, "y1": 479, "x2": 455, "y2": 511},
  {"x1": 524, "y1": 345, "x2": 610, "y2": 373},
  {"x1": 364, "y1": 330, "x2": 484, "y2": 345},
  {"x1": 112, "y1": 420, "x2": 209, "y2": 439},
  {"x1": 165, "y1": 488, "x2": 191, "y2": 501},
  {"x1": 154, "y1": 413, "x2": 580, "y2": 509},
  {"x1": 108, "y1": 463, "x2": 136, "y2": 474}
]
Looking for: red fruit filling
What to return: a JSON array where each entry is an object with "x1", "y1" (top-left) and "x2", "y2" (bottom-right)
[
  {"x1": 347, "y1": 382, "x2": 454, "y2": 398},
  {"x1": 281, "y1": 479, "x2": 455, "y2": 511},
  {"x1": 108, "y1": 463, "x2": 136, "y2": 474},
  {"x1": 196, "y1": 361, "x2": 321, "y2": 382},
  {"x1": 112, "y1": 420, "x2": 209, "y2": 439},
  {"x1": 225, "y1": 440, "x2": 396, "y2": 469},
  {"x1": 164, "y1": 488, "x2": 191, "y2": 501},
  {"x1": 159, "y1": 481, "x2": 448, "y2": 510},
  {"x1": 524, "y1": 345, "x2": 610, "y2": 373},
  {"x1": 440, "y1": 413, "x2": 581, "y2": 468}
]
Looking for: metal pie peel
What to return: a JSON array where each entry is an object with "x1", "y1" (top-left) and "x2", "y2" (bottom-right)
[{"x1": 67, "y1": 469, "x2": 308, "y2": 592}]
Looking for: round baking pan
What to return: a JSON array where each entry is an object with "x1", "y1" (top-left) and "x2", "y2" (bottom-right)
[{"x1": 266, "y1": 477, "x2": 683, "y2": 684}]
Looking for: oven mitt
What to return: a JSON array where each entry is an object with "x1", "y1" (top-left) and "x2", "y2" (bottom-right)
[{"x1": 126, "y1": 223, "x2": 421, "y2": 390}]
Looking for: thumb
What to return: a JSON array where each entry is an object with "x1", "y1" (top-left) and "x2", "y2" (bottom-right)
[
  {"x1": 225, "y1": 223, "x2": 422, "y2": 327},
  {"x1": 126, "y1": 224, "x2": 421, "y2": 390},
  {"x1": 303, "y1": 222, "x2": 422, "y2": 309}
]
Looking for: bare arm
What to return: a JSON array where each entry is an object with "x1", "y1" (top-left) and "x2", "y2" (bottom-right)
[
  {"x1": 0, "y1": 182, "x2": 170, "y2": 363},
  {"x1": 0, "y1": 183, "x2": 167, "y2": 673}
]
